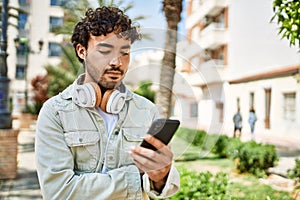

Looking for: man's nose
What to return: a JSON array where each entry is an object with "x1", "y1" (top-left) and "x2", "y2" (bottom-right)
[{"x1": 109, "y1": 56, "x2": 122, "y2": 66}]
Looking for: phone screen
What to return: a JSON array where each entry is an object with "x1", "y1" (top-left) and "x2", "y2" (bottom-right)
[{"x1": 140, "y1": 118, "x2": 180, "y2": 150}]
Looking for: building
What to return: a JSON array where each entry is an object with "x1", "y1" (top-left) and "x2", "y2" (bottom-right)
[
  {"x1": 5, "y1": 0, "x2": 64, "y2": 116},
  {"x1": 177, "y1": 0, "x2": 300, "y2": 138}
]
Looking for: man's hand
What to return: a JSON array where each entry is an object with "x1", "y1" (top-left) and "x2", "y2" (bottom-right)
[{"x1": 129, "y1": 135, "x2": 173, "y2": 191}]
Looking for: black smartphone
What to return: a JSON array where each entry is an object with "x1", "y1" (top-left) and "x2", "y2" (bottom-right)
[{"x1": 140, "y1": 118, "x2": 180, "y2": 151}]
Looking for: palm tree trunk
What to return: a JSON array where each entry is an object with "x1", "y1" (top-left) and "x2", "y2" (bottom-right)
[{"x1": 156, "y1": 0, "x2": 182, "y2": 118}]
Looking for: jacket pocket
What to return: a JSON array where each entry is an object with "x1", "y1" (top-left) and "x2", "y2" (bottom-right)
[
  {"x1": 64, "y1": 131, "x2": 100, "y2": 172},
  {"x1": 121, "y1": 127, "x2": 147, "y2": 165}
]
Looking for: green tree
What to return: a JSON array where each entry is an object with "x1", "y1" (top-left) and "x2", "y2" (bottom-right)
[
  {"x1": 134, "y1": 80, "x2": 156, "y2": 102},
  {"x1": 271, "y1": 0, "x2": 300, "y2": 48},
  {"x1": 155, "y1": 0, "x2": 183, "y2": 118},
  {"x1": 45, "y1": 44, "x2": 83, "y2": 97}
]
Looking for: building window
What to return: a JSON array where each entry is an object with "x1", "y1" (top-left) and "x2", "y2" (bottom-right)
[
  {"x1": 216, "y1": 101, "x2": 224, "y2": 122},
  {"x1": 49, "y1": 16, "x2": 63, "y2": 32},
  {"x1": 190, "y1": 102, "x2": 198, "y2": 118},
  {"x1": 15, "y1": 65, "x2": 26, "y2": 79},
  {"x1": 237, "y1": 97, "x2": 240, "y2": 109},
  {"x1": 249, "y1": 92, "x2": 255, "y2": 109},
  {"x1": 19, "y1": 0, "x2": 29, "y2": 5},
  {"x1": 48, "y1": 42, "x2": 62, "y2": 57},
  {"x1": 18, "y1": 13, "x2": 28, "y2": 30},
  {"x1": 283, "y1": 92, "x2": 296, "y2": 121},
  {"x1": 50, "y1": 0, "x2": 63, "y2": 6}
]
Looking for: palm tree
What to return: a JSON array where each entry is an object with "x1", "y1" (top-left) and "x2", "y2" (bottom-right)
[{"x1": 155, "y1": 0, "x2": 183, "y2": 118}]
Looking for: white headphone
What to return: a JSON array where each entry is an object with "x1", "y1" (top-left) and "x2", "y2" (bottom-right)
[{"x1": 73, "y1": 82, "x2": 126, "y2": 114}]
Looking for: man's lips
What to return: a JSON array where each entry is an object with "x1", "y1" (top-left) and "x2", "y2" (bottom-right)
[{"x1": 105, "y1": 70, "x2": 123, "y2": 79}]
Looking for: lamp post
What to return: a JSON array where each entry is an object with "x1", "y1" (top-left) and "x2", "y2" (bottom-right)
[
  {"x1": 14, "y1": 37, "x2": 43, "y2": 113},
  {"x1": 0, "y1": 0, "x2": 12, "y2": 129}
]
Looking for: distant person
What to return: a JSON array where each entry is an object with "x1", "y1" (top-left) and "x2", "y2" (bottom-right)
[
  {"x1": 248, "y1": 108, "x2": 257, "y2": 140},
  {"x1": 233, "y1": 108, "x2": 243, "y2": 138}
]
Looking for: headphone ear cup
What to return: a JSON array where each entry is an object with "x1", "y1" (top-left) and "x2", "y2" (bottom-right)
[
  {"x1": 73, "y1": 82, "x2": 102, "y2": 107},
  {"x1": 101, "y1": 90, "x2": 126, "y2": 114},
  {"x1": 89, "y1": 82, "x2": 102, "y2": 107},
  {"x1": 100, "y1": 90, "x2": 113, "y2": 112}
]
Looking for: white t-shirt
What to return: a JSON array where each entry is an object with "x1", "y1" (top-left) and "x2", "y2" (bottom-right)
[
  {"x1": 96, "y1": 107, "x2": 119, "y2": 173},
  {"x1": 96, "y1": 107, "x2": 118, "y2": 136}
]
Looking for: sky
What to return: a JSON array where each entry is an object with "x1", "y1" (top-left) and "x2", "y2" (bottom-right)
[
  {"x1": 88, "y1": 0, "x2": 186, "y2": 34},
  {"x1": 124, "y1": 0, "x2": 186, "y2": 34}
]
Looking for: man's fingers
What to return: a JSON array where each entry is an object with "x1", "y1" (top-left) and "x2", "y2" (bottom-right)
[{"x1": 143, "y1": 135, "x2": 166, "y2": 151}]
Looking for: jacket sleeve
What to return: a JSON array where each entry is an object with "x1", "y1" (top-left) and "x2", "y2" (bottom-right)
[
  {"x1": 35, "y1": 100, "x2": 142, "y2": 200},
  {"x1": 144, "y1": 105, "x2": 181, "y2": 198},
  {"x1": 143, "y1": 164, "x2": 180, "y2": 199}
]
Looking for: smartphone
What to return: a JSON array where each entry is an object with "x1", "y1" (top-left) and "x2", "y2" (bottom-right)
[{"x1": 140, "y1": 118, "x2": 180, "y2": 151}]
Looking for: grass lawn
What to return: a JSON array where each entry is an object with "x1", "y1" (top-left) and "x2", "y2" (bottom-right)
[{"x1": 170, "y1": 135, "x2": 295, "y2": 200}]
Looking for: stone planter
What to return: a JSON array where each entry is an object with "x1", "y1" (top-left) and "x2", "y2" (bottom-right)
[
  {"x1": 0, "y1": 129, "x2": 19, "y2": 179},
  {"x1": 19, "y1": 113, "x2": 33, "y2": 129}
]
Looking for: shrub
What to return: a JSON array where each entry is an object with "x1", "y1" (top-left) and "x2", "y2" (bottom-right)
[
  {"x1": 212, "y1": 135, "x2": 230, "y2": 158},
  {"x1": 287, "y1": 159, "x2": 300, "y2": 199},
  {"x1": 29, "y1": 74, "x2": 49, "y2": 114},
  {"x1": 165, "y1": 166, "x2": 229, "y2": 200},
  {"x1": 233, "y1": 141, "x2": 278, "y2": 177},
  {"x1": 212, "y1": 136, "x2": 244, "y2": 159},
  {"x1": 225, "y1": 137, "x2": 243, "y2": 158},
  {"x1": 287, "y1": 158, "x2": 300, "y2": 186},
  {"x1": 175, "y1": 127, "x2": 207, "y2": 146}
]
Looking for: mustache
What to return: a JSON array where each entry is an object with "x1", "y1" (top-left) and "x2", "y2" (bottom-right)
[{"x1": 105, "y1": 67, "x2": 124, "y2": 74}]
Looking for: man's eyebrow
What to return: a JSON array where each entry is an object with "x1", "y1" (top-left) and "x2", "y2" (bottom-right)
[
  {"x1": 121, "y1": 45, "x2": 131, "y2": 49},
  {"x1": 97, "y1": 43, "x2": 113, "y2": 48},
  {"x1": 96, "y1": 43, "x2": 130, "y2": 49}
]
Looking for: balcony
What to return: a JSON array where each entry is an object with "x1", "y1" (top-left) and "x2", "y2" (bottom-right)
[
  {"x1": 181, "y1": 59, "x2": 226, "y2": 87},
  {"x1": 195, "y1": 22, "x2": 228, "y2": 50},
  {"x1": 186, "y1": 0, "x2": 228, "y2": 29}
]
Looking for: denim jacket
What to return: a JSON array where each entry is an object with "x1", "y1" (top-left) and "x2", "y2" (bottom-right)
[{"x1": 35, "y1": 77, "x2": 180, "y2": 200}]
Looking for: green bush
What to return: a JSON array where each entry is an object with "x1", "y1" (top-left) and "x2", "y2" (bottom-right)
[
  {"x1": 287, "y1": 158, "x2": 300, "y2": 184},
  {"x1": 201, "y1": 134, "x2": 220, "y2": 152},
  {"x1": 233, "y1": 141, "x2": 278, "y2": 177},
  {"x1": 165, "y1": 166, "x2": 229, "y2": 200},
  {"x1": 176, "y1": 127, "x2": 207, "y2": 146},
  {"x1": 212, "y1": 135, "x2": 230, "y2": 158},
  {"x1": 212, "y1": 136, "x2": 243, "y2": 159},
  {"x1": 225, "y1": 137, "x2": 243, "y2": 158}
]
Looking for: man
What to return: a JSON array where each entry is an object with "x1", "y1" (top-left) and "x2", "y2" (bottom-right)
[
  {"x1": 248, "y1": 108, "x2": 257, "y2": 140},
  {"x1": 233, "y1": 108, "x2": 243, "y2": 138},
  {"x1": 35, "y1": 6, "x2": 179, "y2": 200}
]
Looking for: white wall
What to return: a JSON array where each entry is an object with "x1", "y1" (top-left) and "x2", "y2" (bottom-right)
[
  {"x1": 224, "y1": 77, "x2": 300, "y2": 137},
  {"x1": 227, "y1": 0, "x2": 299, "y2": 78}
]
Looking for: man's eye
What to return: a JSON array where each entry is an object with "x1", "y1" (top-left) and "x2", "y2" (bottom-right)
[
  {"x1": 98, "y1": 50, "x2": 110, "y2": 54},
  {"x1": 121, "y1": 51, "x2": 129, "y2": 56}
]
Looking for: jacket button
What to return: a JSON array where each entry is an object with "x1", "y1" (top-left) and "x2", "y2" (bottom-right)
[
  {"x1": 108, "y1": 156, "x2": 114, "y2": 160},
  {"x1": 79, "y1": 138, "x2": 83, "y2": 142}
]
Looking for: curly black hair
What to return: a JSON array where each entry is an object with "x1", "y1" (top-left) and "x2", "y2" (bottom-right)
[{"x1": 71, "y1": 6, "x2": 141, "y2": 63}]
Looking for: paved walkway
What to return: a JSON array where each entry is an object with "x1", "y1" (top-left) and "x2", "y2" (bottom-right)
[
  {"x1": 0, "y1": 128, "x2": 299, "y2": 199},
  {"x1": 0, "y1": 129, "x2": 42, "y2": 200}
]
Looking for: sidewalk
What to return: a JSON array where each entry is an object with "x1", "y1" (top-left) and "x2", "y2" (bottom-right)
[
  {"x1": 0, "y1": 127, "x2": 299, "y2": 199},
  {"x1": 0, "y1": 129, "x2": 42, "y2": 200}
]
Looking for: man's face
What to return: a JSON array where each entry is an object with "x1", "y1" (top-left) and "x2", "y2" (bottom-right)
[{"x1": 77, "y1": 32, "x2": 131, "y2": 89}]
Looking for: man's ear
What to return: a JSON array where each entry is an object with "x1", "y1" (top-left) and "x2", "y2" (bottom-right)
[{"x1": 76, "y1": 44, "x2": 86, "y2": 60}]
